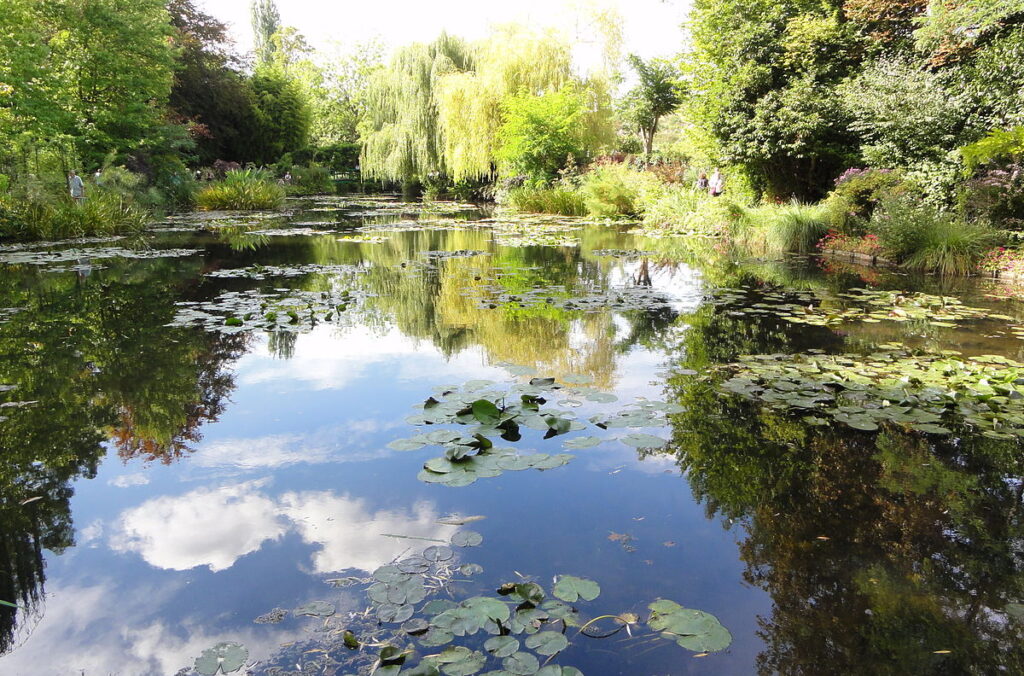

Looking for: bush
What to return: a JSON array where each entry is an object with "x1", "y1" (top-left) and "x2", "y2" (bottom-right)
[
  {"x1": 0, "y1": 190, "x2": 149, "y2": 241},
  {"x1": 287, "y1": 164, "x2": 334, "y2": 196},
  {"x1": 870, "y1": 195, "x2": 998, "y2": 274},
  {"x1": 728, "y1": 201, "x2": 830, "y2": 256},
  {"x1": 822, "y1": 168, "x2": 911, "y2": 235},
  {"x1": 579, "y1": 165, "x2": 664, "y2": 218},
  {"x1": 195, "y1": 169, "x2": 286, "y2": 210},
  {"x1": 506, "y1": 185, "x2": 587, "y2": 216},
  {"x1": 961, "y1": 165, "x2": 1024, "y2": 228}
]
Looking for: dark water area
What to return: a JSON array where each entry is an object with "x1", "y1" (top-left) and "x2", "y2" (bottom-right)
[{"x1": 1, "y1": 195, "x2": 1024, "y2": 675}]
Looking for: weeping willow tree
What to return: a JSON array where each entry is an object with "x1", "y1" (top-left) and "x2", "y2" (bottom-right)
[
  {"x1": 436, "y1": 25, "x2": 573, "y2": 182},
  {"x1": 359, "y1": 33, "x2": 474, "y2": 187}
]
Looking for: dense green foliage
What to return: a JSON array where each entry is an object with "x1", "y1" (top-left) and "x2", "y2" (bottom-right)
[{"x1": 195, "y1": 169, "x2": 286, "y2": 210}]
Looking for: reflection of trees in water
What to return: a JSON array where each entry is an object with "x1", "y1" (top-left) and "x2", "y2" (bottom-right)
[
  {"x1": 652, "y1": 303, "x2": 1024, "y2": 674},
  {"x1": 0, "y1": 260, "x2": 246, "y2": 652},
  {"x1": 314, "y1": 228, "x2": 677, "y2": 389}
]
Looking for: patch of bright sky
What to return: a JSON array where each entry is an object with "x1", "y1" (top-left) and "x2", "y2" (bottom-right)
[{"x1": 197, "y1": 0, "x2": 690, "y2": 70}]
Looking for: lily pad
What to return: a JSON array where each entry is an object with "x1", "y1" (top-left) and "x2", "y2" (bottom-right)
[
  {"x1": 619, "y1": 433, "x2": 668, "y2": 449},
  {"x1": 524, "y1": 631, "x2": 569, "y2": 656},
  {"x1": 194, "y1": 642, "x2": 248, "y2": 675},
  {"x1": 502, "y1": 652, "x2": 540, "y2": 675},
  {"x1": 293, "y1": 600, "x2": 335, "y2": 617},
  {"x1": 553, "y1": 576, "x2": 600, "y2": 603},
  {"x1": 452, "y1": 530, "x2": 484, "y2": 547},
  {"x1": 484, "y1": 635, "x2": 521, "y2": 658}
]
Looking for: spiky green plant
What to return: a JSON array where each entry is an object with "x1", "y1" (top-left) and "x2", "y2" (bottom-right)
[{"x1": 195, "y1": 170, "x2": 285, "y2": 211}]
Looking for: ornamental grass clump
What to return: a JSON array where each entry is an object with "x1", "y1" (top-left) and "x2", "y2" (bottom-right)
[
  {"x1": 195, "y1": 169, "x2": 285, "y2": 211},
  {"x1": 506, "y1": 185, "x2": 587, "y2": 216},
  {"x1": 870, "y1": 195, "x2": 998, "y2": 275},
  {"x1": 0, "y1": 191, "x2": 148, "y2": 241}
]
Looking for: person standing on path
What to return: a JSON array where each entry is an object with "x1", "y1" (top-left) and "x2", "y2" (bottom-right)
[
  {"x1": 709, "y1": 168, "x2": 724, "y2": 197},
  {"x1": 68, "y1": 170, "x2": 86, "y2": 204}
]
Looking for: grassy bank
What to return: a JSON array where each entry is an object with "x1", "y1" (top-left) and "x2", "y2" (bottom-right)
[{"x1": 503, "y1": 163, "x2": 1011, "y2": 277}]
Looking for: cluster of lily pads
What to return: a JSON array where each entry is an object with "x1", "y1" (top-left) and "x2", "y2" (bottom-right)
[
  {"x1": 590, "y1": 250, "x2": 657, "y2": 259},
  {"x1": 168, "y1": 286, "x2": 368, "y2": 334},
  {"x1": 719, "y1": 345, "x2": 1024, "y2": 438},
  {"x1": 203, "y1": 529, "x2": 731, "y2": 676},
  {"x1": 0, "y1": 246, "x2": 201, "y2": 268},
  {"x1": 711, "y1": 286, "x2": 1008, "y2": 329},
  {"x1": 387, "y1": 375, "x2": 673, "y2": 487},
  {"x1": 204, "y1": 263, "x2": 366, "y2": 280},
  {"x1": 472, "y1": 283, "x2": 676, "y2": 314}
]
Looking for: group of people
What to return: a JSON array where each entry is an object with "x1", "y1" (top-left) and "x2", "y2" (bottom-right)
[{"x1": 695, "y1": 168, "x2": 725, "y2": 196}]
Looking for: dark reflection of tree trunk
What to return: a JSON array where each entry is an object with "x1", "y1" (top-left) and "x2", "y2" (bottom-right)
[{"x1": 634, "y1": 258, "x2": 652, "y2": 287}]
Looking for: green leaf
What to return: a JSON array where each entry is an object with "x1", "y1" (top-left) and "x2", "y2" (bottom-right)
[
  {"x1": 619, "y1": 433, "x2": 667, "y2": 449},
  {"x1": 485, "y1": 635, "x2": 521, "y2": 657},
  {"x1": 472, "y1": 399, "x2": 502, "y2": 425},
  {"x1": 553, "y1": 576, "x2": 600, "y2": 602},
  {"x1": 194, "y1": 642, "x2": 248, "y2": 675},
  {"x1": 524, "y1": 631, "x2": 569, "y2": 656},
  {"x1": 502, "y1": 652, "x2": 540, "y2": 675},
  {"x1": 648, "y1": 605, "x2": 732, "y2": 653},
  {"x1": 451, "y1": 530, "x2": 484, "y2": 547},
  {"x1": 293, "y1": 601, "x2": 335, "y2": 617},
  {"x1": 563, "y1": 436, "x2": 602, "y2": 450}
]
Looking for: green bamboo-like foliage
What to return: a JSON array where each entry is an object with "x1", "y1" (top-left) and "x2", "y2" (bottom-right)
[{"x1": 359, "y1": 33, "x2": 474, "y2": 184}]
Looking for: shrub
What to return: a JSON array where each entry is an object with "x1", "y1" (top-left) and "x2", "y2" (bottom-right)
[
  {"x1": 0, "y1": 190, "x2": 148, "y2": 241},
  {"x1": 287, "y1": 164, "x2": 334, "y2": 196},
  {"x1": 579, "y1": 165, "x2": 664, "y2": 218},
  {"x1": 729, "y1": 201, "x2": 829, "y2": 256},
  {"x1": 506, "y1": 185, "x2": 586, "y2": 216},
  {"x1": 870, "y1": 195, "x2": 998, "y2": 274},
  {"x1": 818, "y1": 231, "x2": 884, "y2": 256},
  {"x1": 195, "y1": 169, "x2": 285, "y2": 210},
  {"x1": 961, "y1": 165, "x2": 1024, "y2": 228},
  {"x1": 822, "y1": 168, "x2": 910, "y2": 235}
]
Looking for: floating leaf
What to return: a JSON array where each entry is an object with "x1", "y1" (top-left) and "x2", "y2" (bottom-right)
[
  {"x1": 524, "y1": 631, "x2": 569, "y2": 656},
  {"x1": 424, "y1": 545, "x2": 455, "y2": 562},
  {"x1": 503, "y1": 651, "x2": 540, "y2": 675},
  {"x1": 194, "y1": 642, "x2": 248, "y2": 675},
  {"x1": 553, "y1": 576, "x2": 600, "y2": 602},
  {"x1": 563, "y1": 436, "x2": 602, "y2": 450},
  {"x1": 485, "y1": 635, "x2": 521, "y2": 658},
  {"x1": 648, "y1": 602, "x2": 732, "y2": 653},
  {"x1": 452, "y1": 530, "x2": 484, "y2": 547},
  {"x1": 619, "y1": 433, "x2": 668, "y2": 449},
  {"x1": 293, "y1": 601, "x2": 335, "y2": 617}
]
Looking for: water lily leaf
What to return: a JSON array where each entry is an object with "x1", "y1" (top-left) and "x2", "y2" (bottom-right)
[
  {"x1": 524, "y1": 631, "x2": 569, "y2": 656},
  {"x1": 343, "y1": 630, "x2": 360, "y2": 649},
  {"x1": 433, "y1": 607, "x2": 485, "y2": 636},
  {"x1": 426, "y1": 429, "x2": 463, "y2": 444},
  {"x1": 194, "y1": 642, "x2": 248, "y2": 675},
  {"x1": 530, "y1": 377, "x2": 556, "y2": 387},
  {"x1": 293, "y1": 600, "x2": 335, "y2": 617},
  {"x1": 536, "y1": 668, "x2": 583, "y2": 676},
  {"x1": 619, "y1": 433, "x2": 667, "y2": 449},
  {"x1": 553, "y1": 576, "x2": 600, "y2": 602},
  {"x1": 405, "y1": 664, "x2": 442, "y2": 676},
  {"x1": 1006, "y1": 602, "x2": 1024, "y2": 619},
  {"x1": 485, "y1": 636, "x2": 521, "y2": 657},
  {"x1": 451, "y1": 530, "x2": 484, "y2": 547},
  {"x1": 461, "y1": 563, "x2": 484, "y2": 576},
  {"x1": 563, "y1": 436, "x2": 602, "y2": 450},
  {"x1": 434, "y1": 647, "x2": 487, "y2": 676},
  {"x1": 380, "y1": 645, "x2": 408, "y2": 666},
  {"x1": 419, "y1": 627, "x2": 456, "y2": 647},
  {"x1": 545, "y1": 417, "x2": 572, "y2": 435},
  {"x1": 398, "y1": 557, "x2": 431, "y2": 574},
  {"x1": 463, "y1": 596, "x2": 511, "y2": 623},
  {"x1": 374, "y1": 565, "x2": 410, "y2": 583},
  {"x1": 561, "y1": 374, "x2": 594, "y2": 385},
  {"x1": 502, "y1": 652, "x2": 540, "y2": 675},
  {"x1": 424, "y1": 545, "x2": 454, "y2": 562},
  {"x1": 389, "y1": 437, "x2": 428, "y2": 451},
  {"x1": 377, "y1": 602, "x2": 414, "y2": 623},
  {"x1": 530, "y1": 454, "x2": 573, "y2": 470},
  {"x1": 513, "y1": 582, "x2": 545, "y2": 606},
  {"x1": 404, "y1": 618, "x2": 430, "y2": 635},
  {"x1": 648, "y1": 604, "x2": 732, "y2": 653},
  {"x1": 472, "y1": 399, "x2": 502, "y2": 425},
  {"x1": 585, "y1": 392, "x2": 617, "y2": 403}
]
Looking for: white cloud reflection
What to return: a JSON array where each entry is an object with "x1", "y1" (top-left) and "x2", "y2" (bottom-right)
[{"x1": 110, "y1": 481, "x2": 457, "y2": 573}]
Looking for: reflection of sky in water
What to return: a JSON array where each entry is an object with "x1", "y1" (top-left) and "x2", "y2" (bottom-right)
[{"x1": 0, "y1": 231, "x2": 776, "y2": 675}]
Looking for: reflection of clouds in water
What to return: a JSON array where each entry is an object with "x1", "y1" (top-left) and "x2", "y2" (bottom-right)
[
  {"x1": 193, "y1": 420, "x2": 403, "y2": 470},
  {"x1": 237, "y1": 325, "x2": 506, "y2": 391},
  {"x1": 110, "y1": 481, "x2": 457, "y2": 573},
  {"x1": 0, "y1": 579, "x2": 305, "y2": 676},
  {"x1": 110, "y1": 480, "x2": 286, "y2": 572},
  {"x1": 109, "y1": 472, "x2": 150, "y2": 487},
  {"x1": 280, "y1": 493, "x2": 457, "y2": 573}
]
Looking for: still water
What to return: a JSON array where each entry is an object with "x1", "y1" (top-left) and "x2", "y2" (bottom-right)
[{"x1": 1, "y1": 195, "x2": 1023, "y2": 675}]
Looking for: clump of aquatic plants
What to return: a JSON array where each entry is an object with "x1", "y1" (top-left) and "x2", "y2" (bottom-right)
[
  {"x1": 169, "y1": 286, "x2": 368, "y2": 334},
  {"x1": 387, "y1": 375, "x2": 674, "y2": 487},
  {"x1": 711, "y1": 285, "x2": 1004, "y2": 329},
  {"x1": 719, "y1": 346, "x2": 1024, "y2": 438},
  {"x1": 195, "y1": 170, "x2": 286, "y2": 211},
  {"x1": 205, "y1": 530, "x2": 731, "y2": 676}
]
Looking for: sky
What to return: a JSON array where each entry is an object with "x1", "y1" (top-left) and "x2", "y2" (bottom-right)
[{"x1": 196, "y1": 0, "x2": 691, "y2": 67}]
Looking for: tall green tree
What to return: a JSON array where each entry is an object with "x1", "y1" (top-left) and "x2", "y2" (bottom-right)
[
  {"x1": 619, "y1": 55, "x2": 682, "y2": 156},
  {"x1": 251, "y1": 0, "x2": 281, "y2": 66}
]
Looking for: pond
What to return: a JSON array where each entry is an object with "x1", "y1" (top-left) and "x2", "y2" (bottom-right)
[{"x1": 1, "y1": 195, "x2": 1024, "y2": 675}]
